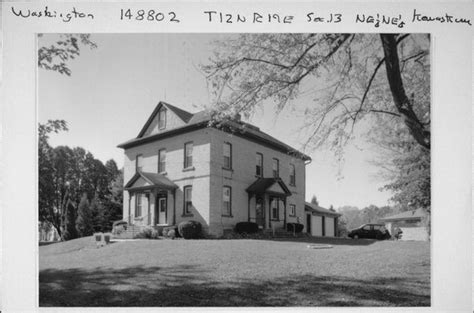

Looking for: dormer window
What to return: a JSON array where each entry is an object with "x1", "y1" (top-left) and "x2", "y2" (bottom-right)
[{"x1": 158, "y1": 108, "x2": 167, "y2": 130}]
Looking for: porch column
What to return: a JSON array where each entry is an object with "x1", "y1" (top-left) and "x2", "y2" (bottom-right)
[
  {"x1": 283, "y1": 197, "x2": 287, "y2": 229},
  {"x1": 172, "y1": 189, "x2": 176, "y2": 225},
  {"x1": 127, "y1": 191, "x2": 132, "y2": 224}
]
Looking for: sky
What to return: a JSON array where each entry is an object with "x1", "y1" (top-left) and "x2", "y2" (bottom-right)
[{"x1": 38, "y1": 33, "x2": 394, "y2": 209}]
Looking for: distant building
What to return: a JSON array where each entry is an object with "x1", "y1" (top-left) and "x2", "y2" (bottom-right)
[
  {"x1": 118, "y1": 101, "x2": 312, "y2": 237},
  {"x1": 380, "y1": 208, "x2": 429, "y2": 241}
]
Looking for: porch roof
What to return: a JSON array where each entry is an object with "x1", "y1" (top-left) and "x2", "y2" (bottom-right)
[
  {"x1": 124, "y1": 171, "x2": 178, "y2": 191},
  {"x1": 246, "y1": 177, "x2": 291, "y2": 196}
]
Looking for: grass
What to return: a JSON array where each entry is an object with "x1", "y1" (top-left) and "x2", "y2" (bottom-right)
[{"x1": 39, "y1": 236, "x2": 430, "y2": 307}]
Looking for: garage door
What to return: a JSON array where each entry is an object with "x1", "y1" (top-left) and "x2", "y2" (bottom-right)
[{"x1": 311, "y1": 215, "x2": 323, "y2": 236}]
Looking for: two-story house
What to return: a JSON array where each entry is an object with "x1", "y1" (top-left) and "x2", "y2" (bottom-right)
[{"x1": 117, "y1": 101, "x2": 311, "y2": 237}]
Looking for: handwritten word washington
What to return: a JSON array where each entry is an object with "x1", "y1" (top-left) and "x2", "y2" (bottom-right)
[{"x1": 10, "y1": 6, "x2": 94, "y2": 23}]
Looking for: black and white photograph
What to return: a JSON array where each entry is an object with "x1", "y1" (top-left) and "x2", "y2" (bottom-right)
[{"x1": 37, "y1": 33, "x2": 431, "y2": 307}]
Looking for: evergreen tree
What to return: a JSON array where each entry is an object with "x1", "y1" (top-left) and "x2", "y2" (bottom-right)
[
  {"x1": 62, "y1": 200, "x2": 78, "y2": 241},
  {"x1": 76, "y1": 193, "x2": 93, "y2": 237},
  {"x1": 310, "y1": 195, "x2": 319, "y2": 206}
]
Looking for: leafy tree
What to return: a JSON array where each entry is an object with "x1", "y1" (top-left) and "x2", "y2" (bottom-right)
[
  {"x1": 203, "y1": 33, "x2": 430, "y2": 152},
  {"x1": 310, "y1": 195, "x2": 319, "y2": 206},
  {"x1": 329, "y1": 205, "x2": 335, "y2": 212},
  {"x1": 76, "y1": 193, "x2": 93, "y2": 236},
  {"x1": 38, "y1": 120, "x2": 68, "y2": 237},
  {"x1": 38, "y1": 34, "x2": 96, "y2": 76}
]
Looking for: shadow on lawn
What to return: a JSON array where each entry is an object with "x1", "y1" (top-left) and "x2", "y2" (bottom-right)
[{"x1": 40, "y1": 264, "x2": 430, "y2": 307}]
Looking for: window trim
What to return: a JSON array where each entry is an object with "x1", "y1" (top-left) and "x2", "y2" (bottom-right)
[
  {"x1": 289, "y1": 204, "x2": 296, "y2": 217},
  {"x1": 223, "y1": 142, "x2": 232, "y2": 170},
  {"x1": 158, "y1": 108, "x2": 167, "y2": 130},
  {"x1": 289, "y1": 164, "x2": 296, "y2": 186},
  {"x1": 136, "y1": 154, "x2": 143, "y2": 173},
  {"x1": 158, "y1": 148, "x2": 166, "y2": 174},
  {"x1": 272, "y1": 158, "x2": 279, "y2": 178},
  {"x1": 183, "y1": 141, "x2": 193, "y2": 169},
  {"x1": 183, "y1": 185, "x2": 193, "y2": 216},
  {"x1": 222, "y1": 185, "x2": 232, "y2": 217},
  {"x1": 256, "y1": 152, "x2": 263, "y2": 177}
]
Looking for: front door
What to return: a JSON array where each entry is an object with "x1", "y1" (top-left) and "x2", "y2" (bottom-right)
[
  {"x1": 255, "y1": 197, "x2": 264, "y2": 229},
  {"x1": 156, "y1": 197, "x2": 167, "y2": 225}
]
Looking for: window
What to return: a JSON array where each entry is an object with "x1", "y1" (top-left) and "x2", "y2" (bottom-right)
[
  {"x1": 256, "y1": 153, "x2": 263, "y2": 177},
  {"x1": 183, "y1": 186, "x2": 193, "y2": 215},
  {"x1": 184, "y1": 142, "x2": 193, "y2": 168},
  {"x1": 271, "y1": 198, "x2": 279, "y2": 220},
  {"x1": 158, "y1": 149, "x2": 166, "y2": 173},
  {"x1": 136, "y1": 154, "x2": 143, "y2": 172},
  {"x1": 223, "y1": 142, "x2": 232, "y2": 169},
  {"x1": 289, "y1": 164, "x2": 296, "y2": 186},
  {"x1": 135, "y1": 193, "x2": 143, "y2": 217},
  {"x1": 272, "y1": 158, "x2": 279, "y2": 178},
  {"x1": 158, "y1": 108, "x2": 166, "y2": 129},
  {"x1": 223, "y1": 186, "x2": 232, "y2": 216},
  {"x1": 289, "y1": 204, "x2": 296, "y2": 216}
]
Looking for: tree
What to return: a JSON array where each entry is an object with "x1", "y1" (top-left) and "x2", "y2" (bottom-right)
[
  {"x1": 310, "y1": 195, "x2": 319, "y2": 206},
  {"x1": 62, "y1": 200, "x2": 77, "y2": 241},
  {"x1": 203, "y1": 33, "x2": 430, "y2": 152},
  {"x1": 76, "y1": 193, "x2": 93, "y2": 237},
  {"x1": 38, "y1": 34, "x2": 96, "y2": 76},
  {"x1": 329, "y1": 205, "x2": 335, "y2": 212},
  {"x1": 38, "y1": 120, "x2": 68, "y2": 238}
]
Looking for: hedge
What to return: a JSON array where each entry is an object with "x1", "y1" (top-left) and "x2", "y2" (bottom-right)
[{"x1": 235, "y1": 222, "x2": 259, "y2": 234}]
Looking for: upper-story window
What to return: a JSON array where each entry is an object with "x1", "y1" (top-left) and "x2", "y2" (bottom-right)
[
  {"x1": 136, "y1": 154, "x2": 143, "y2": 172},
  {"x1": 272, "y1": 158, "x2": 279, "y2": 178},
  {"x1": 256, "y1": 153, "x2": 263, "y2": 177},
  {"x1": 183, "y1": 186, "x2": 193, "y2": 215},
  {"x1": 158, "y1": 149, "x2": 166, "y2": 173},
  {"x1": 223, "y1": 142, "x2": 232, "y2": 169},
  {"x1": 158, "y1": 108, "x2": 167, "y2": 130},
  {"x1": 289, "y1": 164, "x2": 296, "y2": 186},
  {"x1": 184, "y1": 142, "x2": 193, "y2": 168},
  {"x1": 223, "y1": 186, "x2": 232, "y2": 216}
]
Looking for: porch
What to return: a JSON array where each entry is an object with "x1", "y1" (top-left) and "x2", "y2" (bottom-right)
[
  {"x1": 246, "y1": 177, "x2": 292, "y2": 231},
  {"x1": 124, "y1": 171, "x2": 178, "y2": 228}
]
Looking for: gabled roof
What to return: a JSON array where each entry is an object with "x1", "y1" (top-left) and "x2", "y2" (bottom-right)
[
  {"x1": 305, "y1": 202, "x2": 341, "y2": 217},
  {"x1": 137, "y1": 101, "x2": 194, "y2": 138},
  {"x1": 118, "y1": 101, "x2": 311, "y2": 161},
  {"x1": 380, "y1": 208, "x2": 426, "y2": 222},
  {"x1": 246, "y1": 177, "x2": 291, "y2": 196},
  {"x1": 124, "y1": 171, "x2": 178, "y2": 191}
]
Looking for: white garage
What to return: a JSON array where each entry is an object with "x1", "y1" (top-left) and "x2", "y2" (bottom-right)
[
  {"x1": 380, "y1": 208, "x2": 429, "y2": 241},
  {"x1": 305, "y1": 202, "x2": 341, "y2": 237}
]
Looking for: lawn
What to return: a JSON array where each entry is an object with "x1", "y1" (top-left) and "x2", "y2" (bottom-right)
[{"x1": 39, "y1": 237, "x2": 430, "y2": 307}]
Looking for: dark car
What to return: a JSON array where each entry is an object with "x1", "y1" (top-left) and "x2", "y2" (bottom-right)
[{"x1": 348, "y1": 223, "x2": 391, "y2": 240}]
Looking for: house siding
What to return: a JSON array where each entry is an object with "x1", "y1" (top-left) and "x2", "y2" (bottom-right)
[
  {"x1": 143, "y1": 107, "x2": 187, "y2": 137},
  {"x1": 208, "y1": 128, "x2": 306, "y2": 236},
  {"x1": 123, "y1": 128, "x2": 212, "y2": 233}
]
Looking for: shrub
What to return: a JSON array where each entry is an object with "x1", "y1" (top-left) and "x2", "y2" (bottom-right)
[
  {"x1": 286, "y1": 223, "x2": 304, "y2": 233},
  {"x1": 178, "y1": 220, "x2": 202, "y2": 239},
  {"x1": 235, "y1": 222, "x2": 259, "y2": 234},
  {"x1": 112, "y1": 221, "x2": 128, "y2": 235},
  {"x1": 136, "y1": 227, "x2": 160, "y2": 239},
  {"x1": 168, "y1": 229, "x2": 176, "y2": 239},
  {"x1": 163, "y1": 226, "x2": 179, "y2": 238}
]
